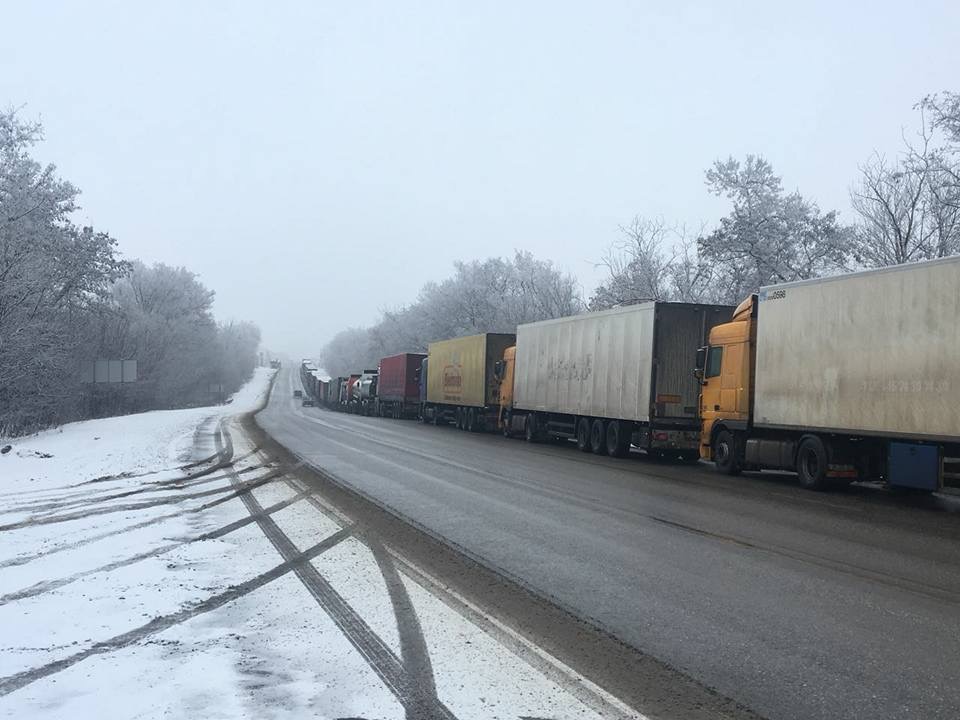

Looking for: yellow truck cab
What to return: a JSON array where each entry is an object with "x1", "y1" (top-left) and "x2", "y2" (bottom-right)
[
  {"x1": 495, "y1": 345, "x2": 516, "y2": 435},
  {"x1": 697, "y1": 295, "x2": 756, "y2": 469}
]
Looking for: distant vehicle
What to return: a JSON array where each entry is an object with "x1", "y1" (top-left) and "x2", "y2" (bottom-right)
[
  {"x1": 353, "y1": 370, "x2": 379, "y2": 416},
  {"x1": 301, "y1": 397, "x2": 315, "y2": 407},
  {"x1": 377, "y1": 353, "x2": 426, "y2": 419},
  {"x1": 293, "y1": 389, "x2": 303, "y2": 398},
  {"x1": 269, "y1": 360, "x2": 281, "y2": 369}
]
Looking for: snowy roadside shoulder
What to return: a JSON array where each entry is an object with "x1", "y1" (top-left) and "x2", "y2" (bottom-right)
[{"x1": 0, "y1": 368, "x2": 642, "y2": 720}]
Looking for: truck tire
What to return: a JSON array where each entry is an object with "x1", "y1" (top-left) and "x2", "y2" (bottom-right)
[
  {"x1": 524, "y1": 414, "x2": 539, "y2": 443},
  {"x1": 713, "y1": 430, "x2": 741, "y2": 475},
  {"x1": 605, "y1": 420, "x2": 630, "y2": 458},
  {"x1": 455, "y1": 407, "x2": 463, "y2": 429},
  {"x1": 796, "y1": 436, "x2": 828, "y2": 490},
  {"x1": 576, "y1": 418, "x2": 591, "y2": 452},
  {"x1": 467, "y1": 408, "x2": 477, "y2": 432},
  {"x1": 590, "y1": 419, "x2": 607, "y2": 455},
  {"x1": 502, "y1": 413, "x2": 512, "y2": 438}
]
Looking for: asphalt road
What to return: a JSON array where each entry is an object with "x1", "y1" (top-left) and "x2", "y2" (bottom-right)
[{"x1": 258, "y1": 368, "x2": 960, "y2": 720}]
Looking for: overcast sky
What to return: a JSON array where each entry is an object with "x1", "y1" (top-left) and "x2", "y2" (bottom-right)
[{"x1": 2, "y1": 1, "x2": 958, "y2": 357}]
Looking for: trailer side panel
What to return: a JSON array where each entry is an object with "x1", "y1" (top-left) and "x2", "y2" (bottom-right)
[
  {"x1": 754, "y1": 257, "x2": 960, "y2": 440},
  {"x1": 513, "y1": 303, "x2": 656, "y2": 422}
]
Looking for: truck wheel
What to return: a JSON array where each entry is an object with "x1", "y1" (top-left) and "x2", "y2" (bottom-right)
[
  {"x1": 713, "y1": 430, "x2": 741, "y2": 475},
  {"x1": 524, "y1": 414, "x2": 539, "y2": 443},
  {"x1": 605, "y1": 420, "x2": 630, "y2": 458},
  {"x1": 467, "y1": 408, "x2": 477, "y2": 432},
  {"x1": 432, "y1": 409, "x2": 441, "y2": 426},
  {"x1": 576, "y1": 418, "x2": 591, "y2": 452},
  {"x1": 590, "y1": 419, "x2": 607, "y2": 455},
  {"x1": 502, "y1": 413, "x2": 512, "y2": 438},
  {"x1": 796, "y1": 436, "x2": 828, "y2": 490}
]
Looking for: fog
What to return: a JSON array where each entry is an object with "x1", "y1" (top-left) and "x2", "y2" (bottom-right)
[{"x1": 2, "y1": 1, "x2": 957, "y2": 357}]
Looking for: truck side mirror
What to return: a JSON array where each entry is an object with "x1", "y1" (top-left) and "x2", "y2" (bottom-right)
[{"x1": 693, "y1": 346, "x2": 707, "y2": 382}]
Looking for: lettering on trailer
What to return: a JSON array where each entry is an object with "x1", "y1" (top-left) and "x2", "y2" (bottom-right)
[
  {"x1": 545, "y1": 354, "x2": 593, "y2": 382},
  {"x1": 442, "y1": 364, "x2": 462, "y2": 403},
  {"x1": 759, "y1": 289, "x2": 787, "y2": 301},
  {"x1": 858, "y1": 378, "x2": 951, "y2": 394}
]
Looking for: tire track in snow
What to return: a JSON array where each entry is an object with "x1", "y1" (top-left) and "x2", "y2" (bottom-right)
[
  {"x1": 0, "y1": 471, "x2": 282, "y2": 570},
  {"x1": 6, "y1": 464, "x2": 267, "y2": 518},
  {"x1": 216, "y1": 421, "x2": 458, "y2": 720},
  {"x1": 0, "y1": 527, "x2": 353, "y2": 697},
  {"x1": 0, "y1": 471, "x2": 281, "y2": 533},
  {"x1": 0, "y1": 488, "x2": 313, "y2": 605}
]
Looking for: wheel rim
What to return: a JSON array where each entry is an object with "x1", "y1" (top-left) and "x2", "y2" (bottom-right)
[{"x1": 717, "y1": 442, "x2": 730, "y2": 465}]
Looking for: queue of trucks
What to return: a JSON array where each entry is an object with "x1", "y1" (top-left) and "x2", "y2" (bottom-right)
[{"x1": 299, "y1": 257, "x2": 960, "y2": 492}]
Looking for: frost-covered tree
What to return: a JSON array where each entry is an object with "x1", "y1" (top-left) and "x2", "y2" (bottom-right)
[
  {"x1": 0, "y1": 110, "x2": 261, "y2": 434},
  {"x1": 104, "y1": 262, "x2": 219, "y2": 408},
  {"x1": 320, "y1": 327, "x2": 379, "y2": 379},
  {"x1": 0, "y1": 110, "x2": 126, "y2": 434},
  {"x1": 851, "y1": 99, "x2": 960, "y2": 267},
  {"x1": 589, "y1": 217, "x2": 672, "y2": 308},
  {"x1": 699, "y1": 155, "x2": 851, "y2": 302},
  {"x1": 216, "y1": 320, "x2": 262, "y2": 395},
  {"x1": 589, "y1": 217, "x2": 719, "y2": 309}
]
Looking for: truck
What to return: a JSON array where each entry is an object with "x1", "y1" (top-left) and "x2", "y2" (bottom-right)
[
  {"x1": 341, "y1": 373, "x2": 360, "y2": 410},
  {"x1": 497, "y1": 302, "x2": 733, "y2": 458},
  {"x1": 352, "y1": 369, "x2": 379, "y2": 415},
  {"x1": 697, "y1": 257, "x2": 960, "y2": 491},
  {"x1": 422, "y1": 333, "x2": 516, "y2": 431},
  {"x1": 376, "y1": 353, "x2": 426, "y2": 419}
]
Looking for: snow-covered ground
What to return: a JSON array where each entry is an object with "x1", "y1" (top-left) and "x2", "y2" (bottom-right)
[{"x1": 0, "y1": 369, "x2": 639, "y2": 719}]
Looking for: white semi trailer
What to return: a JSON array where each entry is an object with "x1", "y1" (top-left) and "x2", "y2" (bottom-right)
[{"x1": 497, "y1": 302, "x2": 734, "y2": 458}]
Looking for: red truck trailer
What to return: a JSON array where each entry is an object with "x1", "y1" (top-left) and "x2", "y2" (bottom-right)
[{"x1": 376, "y1": 353, "x2": 427, "y2": 419}]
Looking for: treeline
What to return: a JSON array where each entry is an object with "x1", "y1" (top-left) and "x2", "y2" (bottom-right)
[
  {"x1": 0, "y1": 111, "x2": 260, "y2": 436},
  {"x1": 321, "y1": 251, "x2": 581, "y2": 377},
  {"x1": 322, "y1": 92, "x2": 960, "y2": 376}
]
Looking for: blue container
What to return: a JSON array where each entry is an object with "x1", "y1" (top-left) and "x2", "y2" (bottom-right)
[{"x1": 887, "y1": 442, "x2": 941, "y2": 491}]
